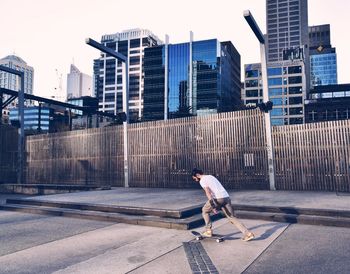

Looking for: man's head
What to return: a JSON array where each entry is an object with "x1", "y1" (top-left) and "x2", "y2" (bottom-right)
[{"x1": 191, "y1": 168, "x2": 203, "y2": 182}]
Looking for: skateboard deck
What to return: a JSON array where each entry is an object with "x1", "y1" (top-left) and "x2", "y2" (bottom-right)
[{"x1": 191, "y1": 231, "x2": 224, "y2": 243}]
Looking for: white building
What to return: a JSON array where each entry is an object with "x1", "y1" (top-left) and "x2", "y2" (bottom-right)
[
  {"x1": 67, "y1": 64, "x2": 93, "y2": 99},
  {"x1": 94, "y1": 28, "x2": 162, "y2": 122},
  {"x1": 0, "y1": 55, "x2": 34, "y2": 107}
]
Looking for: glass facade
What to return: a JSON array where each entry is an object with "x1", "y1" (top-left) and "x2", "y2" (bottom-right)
[
  {"x1": 168, "y1": 43, "x2": 190, "y2": 118},
  {"x1": 244, "y1": 60, "x2": 305, "y2": 125},
  {"x1": 310, "y1": 53, "x2": 337, "y2": 86},
  {"x1": 10, "y1": 107, "x2": 51, "y2": 132},
  {"x1": 143, "y1": 46, "x2": 165, "y2": 121},
  {"x1": 144, "y1": 39, "x2": 241, "y2": 121}
]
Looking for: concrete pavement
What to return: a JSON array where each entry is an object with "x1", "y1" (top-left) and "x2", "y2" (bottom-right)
[
  {"x1": 0, "y1": 188, "x2": 349, "y2": 273},
  {"x1": 0, "y1": 210, "x2": 288, "y2": 274},
  {"x1": 3, "y1": 188, "x2": 349, "y2": 211}
]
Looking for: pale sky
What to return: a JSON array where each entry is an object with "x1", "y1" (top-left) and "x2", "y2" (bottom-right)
[{"x1": 1, "y1": 0, "x2": 349, "y2": 99}]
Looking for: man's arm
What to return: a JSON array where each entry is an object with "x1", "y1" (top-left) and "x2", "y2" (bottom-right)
[
  {"x1": 204, "y1": 187, "x2": 213, "y2": 200},
  {"x1": 204, "y1": 187, "x2": 219, "y2": 214}
]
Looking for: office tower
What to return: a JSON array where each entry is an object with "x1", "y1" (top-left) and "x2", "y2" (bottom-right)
[
  {"x1": 242, "y1": 0, "x2": 310, "y2": 125},
  {"x1": 67, "y1": 64, "x2": 93, "y2": 99},
  {"x1": 0, "y1": 55, "x2": 34, "y2": 107},
  {"x1": 266, "y1": 0, "x2": 309, "y2": 62},
  {"x1": 309, "y1": 24, "x2": 337, "y2": 86},
  {"x1": 143, "y1": 39, "x2": 241, "y2": 121},
  {"x1": 94, "y1": 29, "x2": 162, "y2": 122},
  {"x1": 244, "y1": 60, "x2": 306, "y2": 125}
]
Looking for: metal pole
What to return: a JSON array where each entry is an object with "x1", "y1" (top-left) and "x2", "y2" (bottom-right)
[
  {"x1": 189, "y1": 31, "x2": 193, "y2": 113},
  {"x1": 244, "y1": 10, "x2": 276, "y2": 190},
  {"x1": 164, "y1": 35, "x2": 169, "y2": 120},
  {"x1": 122, "y1": 60, "x2": 129, "y2": 187},
  {"x1": 260, "y1": 43, "x2": 276, "y2": 190},
  {"x1": 18, "y1": 71, "x2": 25, "y2": 184},
  {"x1": 86, "y1": 38, "x2": 129, "y2": 188}
]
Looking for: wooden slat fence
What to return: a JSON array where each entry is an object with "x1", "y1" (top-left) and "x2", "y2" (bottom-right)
[
  {"x1": 0, "y1": 124, "x2": 18, "y2": 183},
  {"x1": 273, "y1": 120, "x2": 350, "y2": 192},
  {"x1": 128, "y1": 109, "x2": 268, "y2": 189},
  {"x1": 19, "y1": 109, "x2": 350, "y2": 192},
  {"x1": 26, "y1": 126, "x2": 124, "y2": 186}
]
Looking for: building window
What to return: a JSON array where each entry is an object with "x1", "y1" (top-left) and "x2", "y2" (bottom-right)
[
  {"x1": 245, "y1": 69, "x2": 259, "y2": 78},
  {"x1": 268, "y1": 78, "x2": 282, "y2": 86},
  {"x1": 288, "y1": 76, "x2": 302, "y2": 84},
  {"x1": 289, "y1": 107, "x2": 303, "y2": 115},
  {"x1": 289, "y1": 96, "x2": 303, "y2": 105},
  {"x1": 268, "y1": 67, "x2": 282, "y2": 76}
]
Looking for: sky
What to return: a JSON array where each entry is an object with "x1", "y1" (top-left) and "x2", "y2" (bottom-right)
[{"x1": 1, "y1": 0, "x2": 350, "y2": 99}]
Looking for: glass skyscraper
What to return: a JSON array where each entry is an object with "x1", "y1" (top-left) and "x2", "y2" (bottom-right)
[
  {"x1": 309, "y1": 24, "x2": 337, "y2": 87},
  {"x1": 143, "y1": 39, "x2": 241, "y2": 121}
]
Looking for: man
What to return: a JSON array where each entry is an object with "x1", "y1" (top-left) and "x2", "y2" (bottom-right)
[{"x1": 192, "y1": 168, "x2": 255, "y2": 241}]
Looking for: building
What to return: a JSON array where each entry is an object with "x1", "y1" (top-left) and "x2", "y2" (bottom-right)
[
  {"x1": 0, "y1": 55, "x2": 34, "y2": 107},
  {"x1": 94, "y1": 29, "x2": 162, "y2": 122},
  {"x1": 244, "y1": 60, "x2": 306, "y2": 125},
  {"x1": 305, "y1": 84, "x2": 350, "y2": 123},
  {"x1": 67, "y1": 64, "x2": 93, "y2": 99},
  {"x1": 309, "y1": 24, "x2": 337, "y2": 87},
  {"x1": 67, "y1": 96, "x2": 99, "y2": 129},
  {"x1": 9, "y1": 105, "x2": 72, "y2": 134},
  {"x1": 242, "y1": 0, "x2": 311, "y2": 125},
  {"x1": 143, "y1": 39, "x2": 241, "y2": 121},
  {"x1": 266, "y1": 0, "x2": 310, "y2": 97},
  {"x1": 266, "y1": 0, "x2": 309, "y2": 63}
]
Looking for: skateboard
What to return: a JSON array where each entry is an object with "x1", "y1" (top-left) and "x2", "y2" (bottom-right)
[{"x1": 191, "y1": 231, "x2": 224, "y2": 243}]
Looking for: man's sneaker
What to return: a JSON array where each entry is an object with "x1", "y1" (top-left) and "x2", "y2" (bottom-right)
[
  {"x1": 202, "y1": 229, "x2": 213, "y2": 237},
  {"x1": 242, "y1": 232, "x2": 255, "y2": 242}
]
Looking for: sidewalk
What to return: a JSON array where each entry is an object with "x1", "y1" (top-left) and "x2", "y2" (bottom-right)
[
  {"x1": 0, "y1": 188, "x2": 349, "y2": 273},
  {"x1": 3, "y1": 187, "x2": 349, "y2": 212}
]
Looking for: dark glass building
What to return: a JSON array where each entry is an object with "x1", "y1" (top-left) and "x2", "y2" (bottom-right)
[
  {"x1": 143, "y1": 39, "x2": 241, "y2": 121},
  {"x1": 305, "y1": 84, "x2": 350, "y2": 122}
]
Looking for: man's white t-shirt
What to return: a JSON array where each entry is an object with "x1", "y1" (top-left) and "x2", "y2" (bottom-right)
[{"x1": 199, "y1": 175, "x2": 229, "y2": 199}]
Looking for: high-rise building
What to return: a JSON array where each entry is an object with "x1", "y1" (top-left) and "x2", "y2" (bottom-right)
[
  {"x1": 143, "y1": 39, "x2": 241, "y2": 121},
  {"x1": 244, "y1": 60, "x2": 306, "y2": 125},
  {"x1": 0, "y1": 55, "x2": 34, "y2": 107},
  {"x1": 309, "y1": 24, "x2": 337, "y2": 86},
  {"x1": 67, "y1": 64, "x2": 93, "y2": 99},
  {"x1": 242, "y1": 0, "x2": 310, "y2": 125},
  {"x1": 94, "y1": 29, "x2": 162, "y2": 122},
  {"x1": 266, "y1": 0, "x2": 309, "y2": 63}
]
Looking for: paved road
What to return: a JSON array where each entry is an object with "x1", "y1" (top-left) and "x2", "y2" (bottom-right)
[
  {"x1": 244, "y1": 224, "x2": 350, "y2": 274},
  {"x1": 0, "y1": 209, "x2": 349, "y2": 274}
]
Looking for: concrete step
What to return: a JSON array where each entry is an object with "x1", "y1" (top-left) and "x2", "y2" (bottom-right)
[
  {"x1": 235, "y1": 210, "x2": 350, "y2": 228},
  {"x1": 232, "y1": 204, "x2": 350, "y2": 218},
  {"x1": 0, "y1": 184, "x2": 109, "y2": 195},
  {"x1": 5, "y1": 198, "x2": 199, "y2": 219},
  {"x1": 0, "y1": 203, "x2": 216, "y2": 230}
]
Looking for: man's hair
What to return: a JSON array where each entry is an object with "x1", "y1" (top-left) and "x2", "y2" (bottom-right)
[{"x1": 191, "y1": 168, "x2": 203, "y2": 176}]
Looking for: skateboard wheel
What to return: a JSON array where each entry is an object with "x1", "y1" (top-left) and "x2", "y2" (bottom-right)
[{"x1": 196, "y1": 237, "x2": 200, "y2": 241}]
